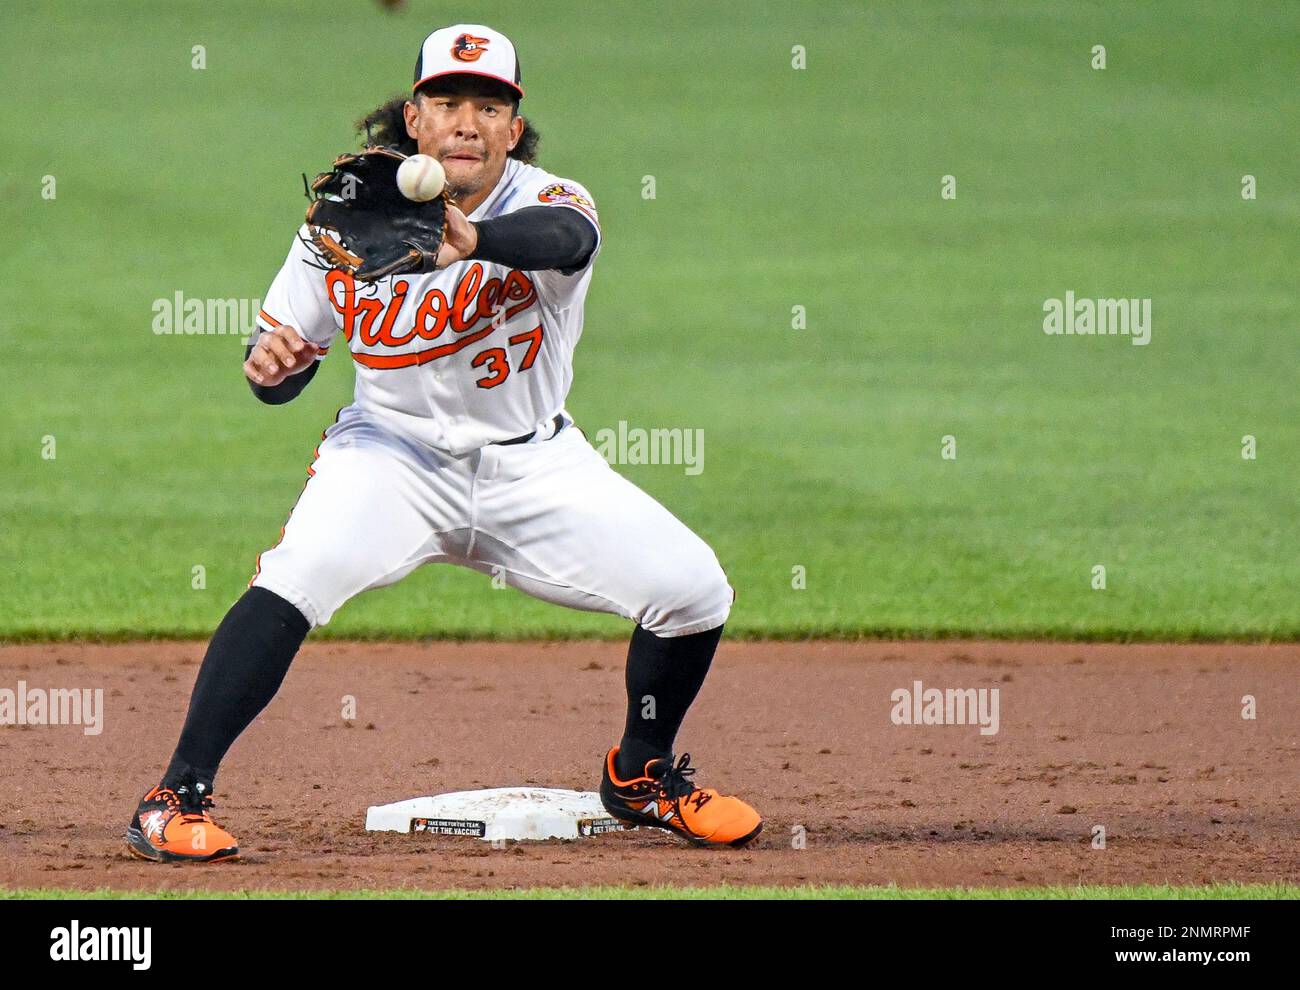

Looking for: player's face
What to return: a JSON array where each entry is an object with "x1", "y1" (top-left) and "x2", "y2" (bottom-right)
[{"x1": 404, "y1": 87, "x2": 524, "y2": 207}]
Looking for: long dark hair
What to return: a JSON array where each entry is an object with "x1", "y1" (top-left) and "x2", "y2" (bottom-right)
[{"x1": 356, "y1": 89, "x2": 540, "y2": 163}]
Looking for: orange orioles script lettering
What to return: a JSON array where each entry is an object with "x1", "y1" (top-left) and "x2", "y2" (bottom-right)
[{"x1": 326, "y1": 264, "x2": 538, "y2": 369}]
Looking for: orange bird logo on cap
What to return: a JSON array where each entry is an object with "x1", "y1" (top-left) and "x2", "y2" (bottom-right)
[{"x1": 451, "y1": 33, "x2": 490, "y2": 62}]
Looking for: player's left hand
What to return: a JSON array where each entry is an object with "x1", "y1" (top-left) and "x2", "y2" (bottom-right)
[{"x1": 436, "y1": 205, "x2": 478, "y2": 269}]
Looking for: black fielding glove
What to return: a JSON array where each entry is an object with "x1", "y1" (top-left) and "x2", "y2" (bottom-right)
[{"x1": 304, "y1": 147, "x2": 449, "y2": 282}]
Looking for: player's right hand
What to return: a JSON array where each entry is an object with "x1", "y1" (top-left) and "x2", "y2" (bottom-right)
[
  {"x1": 244, "y1": 325, "x2": 320, "y2": 387},
  {"x1": 435, "y1": 204, "x2": 478, "y2": 269}
]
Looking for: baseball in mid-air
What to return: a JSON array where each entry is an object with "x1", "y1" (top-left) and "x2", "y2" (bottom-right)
[{"x1": 396, "y1": 154, "x2": 446, "y2": 202}]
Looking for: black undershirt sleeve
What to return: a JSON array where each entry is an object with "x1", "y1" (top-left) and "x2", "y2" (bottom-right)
[
  {"x1": 469, "y1": 206, "x2": 598, "y2": 275},
  {"x1": 244, "y1": 344, "x2": 321, "y2": 405}
]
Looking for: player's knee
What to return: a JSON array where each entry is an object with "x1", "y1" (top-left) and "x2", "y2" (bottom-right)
[
  {"x1": 250, "y1": 571, "x2": 327, "y2": 629},
  {"x1": 251, "y1": 545, "x2": 364, "y2": 628},
  {"x1": 638, "y1": 550, "x2": 733, "y2": 637}
]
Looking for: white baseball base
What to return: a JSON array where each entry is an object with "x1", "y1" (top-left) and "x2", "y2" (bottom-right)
[{"x1": 364, "y1": 787, "x2": 635, "y2": 841}]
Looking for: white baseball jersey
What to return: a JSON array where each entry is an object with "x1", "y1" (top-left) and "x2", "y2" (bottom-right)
[
  {"x1": 248, "y1": 156, "x2": 733, "y2": 636},
  {"x1": 254, "y1": 157, "x2": 601, "y2": 455}
]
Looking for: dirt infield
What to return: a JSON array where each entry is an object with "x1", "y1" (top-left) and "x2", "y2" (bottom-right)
[{"x1": 0, "y1": 640, "x2": 1295, "y2": 892}]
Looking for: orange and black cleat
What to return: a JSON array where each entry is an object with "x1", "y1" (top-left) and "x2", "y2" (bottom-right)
[
  {"x1": 600, "y1": 747, "x2": 762, "y2": 848},
  {"x1": 125, "y1": 781, "x2": 239, "y2": 863}
]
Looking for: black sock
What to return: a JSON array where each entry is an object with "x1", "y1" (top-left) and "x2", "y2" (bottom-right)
[
  {"x1": 161, "y1": 587, "x2": 310, "y2": 791},
  {"x1": 615, "y1": 624, "x2": 723, "y2": 779}
]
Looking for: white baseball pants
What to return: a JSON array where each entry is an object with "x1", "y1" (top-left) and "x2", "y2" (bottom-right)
[{"x1": 250, "y1": 406, "x2": 733, "y2": 636}]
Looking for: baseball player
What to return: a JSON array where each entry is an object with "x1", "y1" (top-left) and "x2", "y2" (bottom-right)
[{"x1": 127, "y1": 23, "x2": 761, "y2": 862}]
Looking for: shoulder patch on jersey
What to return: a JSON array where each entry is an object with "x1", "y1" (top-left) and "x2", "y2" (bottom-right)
[{"x1": 538, "y1": 183, "x2": 595, "y2": 210}]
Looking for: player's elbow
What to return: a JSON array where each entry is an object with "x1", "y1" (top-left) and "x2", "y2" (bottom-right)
[{"x1": 556, "y1": 213, "x2": 599, "y2": 273}]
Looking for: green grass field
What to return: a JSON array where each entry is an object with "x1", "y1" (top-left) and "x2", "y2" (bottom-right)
[
  {"x1": 5, "y1": 883, "x2": 1296, "y2": 901},
  {"x1": 2, "y1": 1, "x2": 1296, "y2": 640}
]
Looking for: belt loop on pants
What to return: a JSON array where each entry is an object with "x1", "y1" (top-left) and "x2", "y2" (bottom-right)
[{"x1": 494, "y1": 413, "x2": 568, "y2": 446}]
